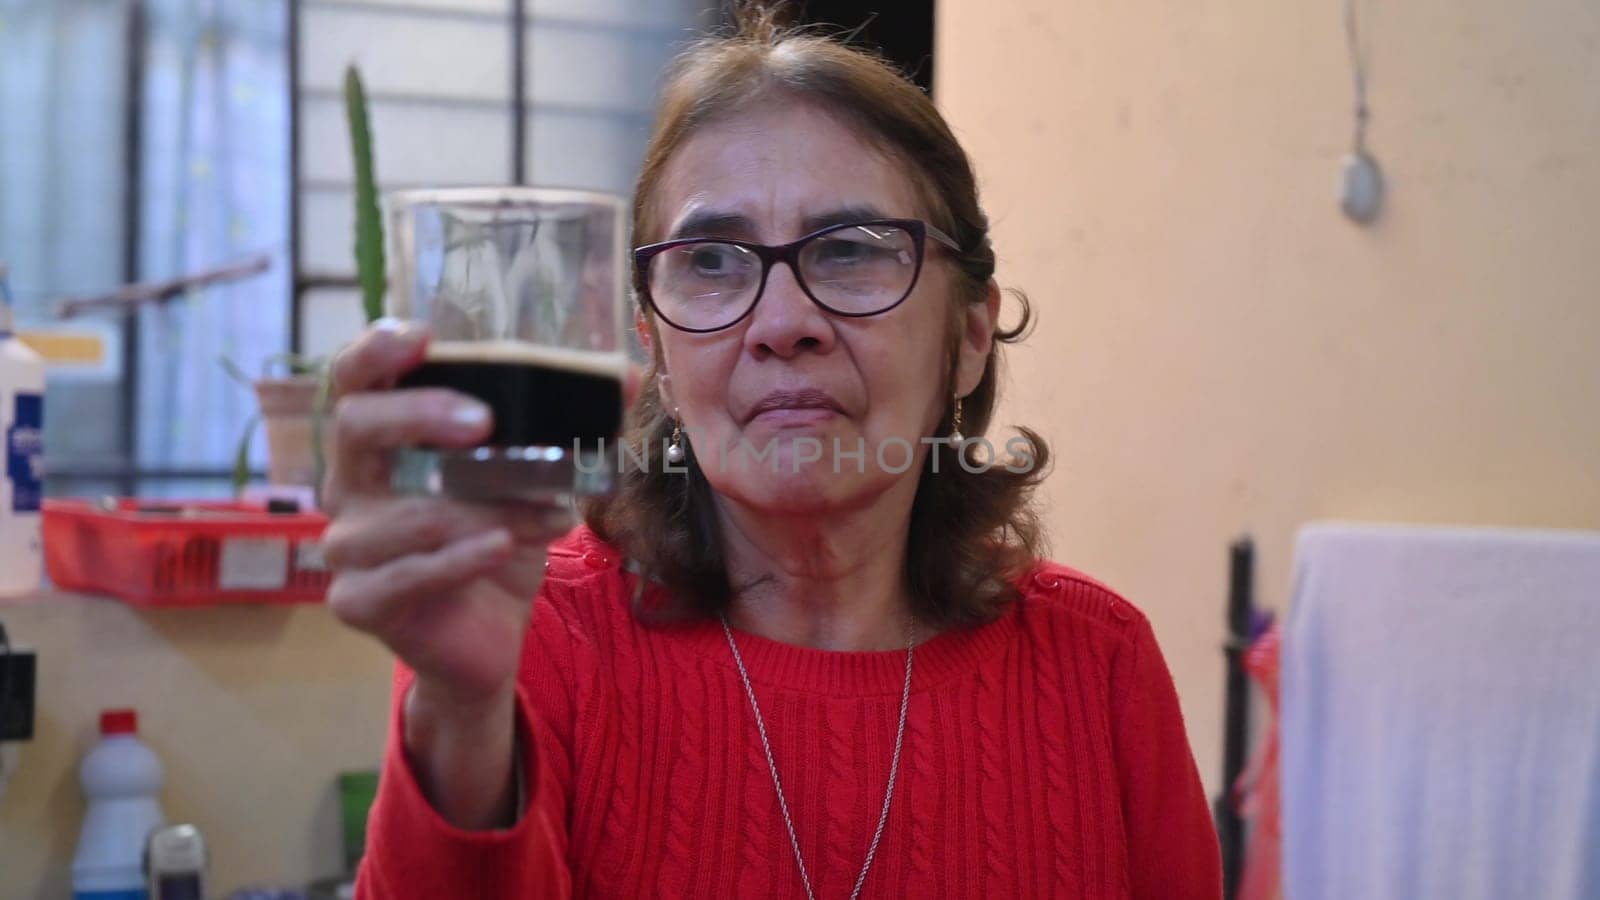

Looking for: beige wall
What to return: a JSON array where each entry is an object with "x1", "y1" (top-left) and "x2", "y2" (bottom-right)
[
  {"x1": 936, "y1": 0, "x2": 1600, "y2": 793},
  {"x1": 0, "y1": 595, "x2": 392, "y2": 897}
]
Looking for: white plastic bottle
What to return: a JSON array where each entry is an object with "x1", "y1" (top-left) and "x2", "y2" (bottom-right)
[
  {"x1": 72, "y1": 709, "x2": 165, "y2": 900},
  {"x1": 0, "y1": 262, "x2": 45, "y2": 597}
]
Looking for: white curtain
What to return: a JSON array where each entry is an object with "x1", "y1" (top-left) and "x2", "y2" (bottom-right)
[
  {"x1": 0, "y1": 0, "x2": 289, "y2": 486},
  {"x1": 136, "y1": 0, "x2": 289, "y2": 471},
  {"x1": 0, "y1": 0, "x2": 132, "y2": 468}
]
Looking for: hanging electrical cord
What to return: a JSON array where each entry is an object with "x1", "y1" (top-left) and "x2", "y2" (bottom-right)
[
  {"x1": 1345, "y1": 0, "x2": 1371, "y2": 155},
  {"x1": 1340, "y1": 0, "x2": 1384, "y2": 224}
]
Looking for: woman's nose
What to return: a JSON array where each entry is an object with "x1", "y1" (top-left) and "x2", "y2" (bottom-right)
[{"x1": 741, "y1": 261, "x2": 836, "y2": 359}]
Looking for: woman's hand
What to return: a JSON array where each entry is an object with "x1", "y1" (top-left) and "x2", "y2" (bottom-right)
[{"x1": 321, "y1": 320, "x2": 571, "y2": 827}]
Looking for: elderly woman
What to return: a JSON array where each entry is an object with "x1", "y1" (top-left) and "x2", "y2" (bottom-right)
[{"x1": 324, "y1": 11, "x2": 1221, "y2": 900}]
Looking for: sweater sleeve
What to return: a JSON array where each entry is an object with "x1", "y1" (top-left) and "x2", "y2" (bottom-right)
[
  {"x1": 1111, "y1": 612, "x2": 1223, "y2": 900},
  {"x1": 355, "y1": 568, "x2": 595, "y2": 900},
  {"x1": 354, "y1": 674, "x2": 572, "y2": 899}
]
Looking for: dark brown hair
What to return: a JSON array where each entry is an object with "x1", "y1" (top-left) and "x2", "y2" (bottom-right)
[{"x1": 583, "y1": 3, "x2": 1050, "y2": 629}]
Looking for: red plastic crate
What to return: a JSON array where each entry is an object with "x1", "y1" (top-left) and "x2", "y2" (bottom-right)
[{"x1": 42, "y1": 499, "x2": 331, "y2": 607}]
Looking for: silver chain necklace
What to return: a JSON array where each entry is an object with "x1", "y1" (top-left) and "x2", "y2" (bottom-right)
[{"x1": 720, "y1": 615, "x2": 915, "y2": 900}]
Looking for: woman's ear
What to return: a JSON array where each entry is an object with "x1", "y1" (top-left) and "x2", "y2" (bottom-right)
[
  {"x1": 634, "y1": 305, "x2": 655, "y2": 357},
  {"x1": 954, "y1": 281, "x2": 1001, "y2": 397},
  {"x1": 635, "y1": 305, "x2": 674, "y2": 409},
  {"x1": 657, "y1": 371, "x2": 676, "y2": 412}
]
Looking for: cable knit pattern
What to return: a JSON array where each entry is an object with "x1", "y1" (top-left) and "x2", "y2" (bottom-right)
[
  {"x1": 974, "y1": 656, "x2": 1012, "y2": 889},
  {"x1": 659, "y1": 645, "x2": 701, "y2": 894},
  {"x1": 905, "y1": 690, "x2": 941, "y2": 894},
  {"x1": 1040, "y1": 583, "x2": 1104, "y2": 895},
  {"x1": 357, "y1": 527, "x2": 1221, "y2": 899},
  {"x1": 821, "y1": 697, "x2": 863, "y2": 893}
]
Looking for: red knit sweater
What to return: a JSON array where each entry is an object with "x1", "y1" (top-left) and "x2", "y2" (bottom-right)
[{"x1": 358, "y1": 528, "x2": 1221, "y2": 899}]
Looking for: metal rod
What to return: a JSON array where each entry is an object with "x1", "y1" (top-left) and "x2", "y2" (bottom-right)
[
  {"x1": 511, "y1": 0, "x2": 528, "y2": 185},
  {"x1": 48, "y1": 465, "x2": 265, "y2": 481},
  {"x1": 295, "y1": 273, "x2": 362, "y2": 291},
  {"x1": 55, "y1": 255, "x2": 273, "y2": 319},
  {"x1": 302, "y1": 0, "x2": 686, "y2": 37},
  {"x1": 119, "y1": 0, "x2": 148, "y2": 498},
  {"x1": 289, "y1": 0, "x2": 305, "y2": 354},
  {"x1": 1215, "y1": 535, "x2": 1254, "y2": 900}
]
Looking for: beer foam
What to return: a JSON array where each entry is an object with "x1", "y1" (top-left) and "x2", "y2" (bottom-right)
[{"x1": 426, "y1": 340, "x2": 629, "y2": 380}]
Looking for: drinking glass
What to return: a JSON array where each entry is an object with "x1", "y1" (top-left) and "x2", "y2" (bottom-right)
[{"x1": 384, "y1": 187, "x2": 627, "y2": 506}]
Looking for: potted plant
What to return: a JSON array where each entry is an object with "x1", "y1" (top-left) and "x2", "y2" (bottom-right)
[
  {"x1": 232, "y1": 65, "x2": 385, "y2": 495},
  {"x1": 226, "y1": 354, "x2": 322, "y2": 491}
]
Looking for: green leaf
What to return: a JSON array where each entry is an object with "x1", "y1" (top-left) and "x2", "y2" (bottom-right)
[
  {"x1": 311, "y1": 370, "x2": 333, "y2": 508},
  {"x1": 291, "y1": 354, "x2": 329, "y2": 376},
  {"x1": 233, "y1": 414, "x2": 261, "y2": 497},
  {"x1": 219, "y1": 355, "x2": 253, "y2": 386},
  {"x1": 251, "y1": 352, "x2": 324, "y2": 380},
  {"x1": 345, "y1": 65, "x2": 386, "y2": 324}
]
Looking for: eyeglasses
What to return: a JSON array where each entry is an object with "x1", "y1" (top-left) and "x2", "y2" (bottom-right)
[{"x1": 633, "y1": 218, "x2": 961, "y2": 334}]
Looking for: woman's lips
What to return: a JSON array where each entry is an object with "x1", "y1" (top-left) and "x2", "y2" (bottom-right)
[
  {"x1": 744, "y1": 389, "x2": 844, "y2": 425},
  {"x1": 749, "y1": 406, "x2": 841, "y2": 427}
]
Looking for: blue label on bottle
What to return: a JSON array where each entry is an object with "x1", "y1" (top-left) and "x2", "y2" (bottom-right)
[
  {"x1": 6, "y1": 392, "x2": 43, "y2": 512},
  {"x1": 73, "y1": 890, "x2": 146, "y2": 900}
]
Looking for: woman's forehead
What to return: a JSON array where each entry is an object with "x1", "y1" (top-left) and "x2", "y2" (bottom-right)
[{"x1": 652, "y1": 104, "x2": 922, "y2": 240}]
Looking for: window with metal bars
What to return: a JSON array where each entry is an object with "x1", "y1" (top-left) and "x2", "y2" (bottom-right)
[{"x1": 0, "y1": 0, "x2": 709, "y2": 499}]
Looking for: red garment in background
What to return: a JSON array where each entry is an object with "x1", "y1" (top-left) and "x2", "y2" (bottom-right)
[
  {"x1": 356, "y1": 527, "x2": 1222, "y2": 899},
  {"x1": 1234, "y1": 623, "x2": 1283, "y2": 900}
]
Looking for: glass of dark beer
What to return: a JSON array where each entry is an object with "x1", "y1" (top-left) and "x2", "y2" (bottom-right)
[{"x1": 385, "y1": 187, "x2": 627, "y2": 506}]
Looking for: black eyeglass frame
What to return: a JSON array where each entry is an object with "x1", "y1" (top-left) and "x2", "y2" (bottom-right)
[{"x1": 633, "y1": 218, "x2": 962, "y2": 334}]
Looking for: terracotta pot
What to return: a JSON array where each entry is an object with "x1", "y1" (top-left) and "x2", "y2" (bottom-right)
[{"x1": 253, "y1": 375, "x2": 321, "y2": 487}]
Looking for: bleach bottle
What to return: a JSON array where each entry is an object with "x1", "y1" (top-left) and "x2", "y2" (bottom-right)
[
  {"x1": 0, "y1": 261, "x2": 45, "y2": 597},
  {"x1": 72, "y1": 709, "x2": 166, "y2": 900}
]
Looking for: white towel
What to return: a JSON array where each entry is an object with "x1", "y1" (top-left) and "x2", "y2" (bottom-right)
[{"x1": 1281, "y1": 522, "x2": 1600, "y2": 900}]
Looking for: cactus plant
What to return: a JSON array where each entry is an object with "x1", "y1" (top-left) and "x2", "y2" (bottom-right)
[{"x1": 344, "y1": 64, "x2": 385, "y2": 323}]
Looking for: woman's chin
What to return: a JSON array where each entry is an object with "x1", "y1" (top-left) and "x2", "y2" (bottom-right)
[
  {"x1": 712, "y1": 465, "x2": 890, "y2": 516},
  {"x1": 694, "y1": 429, "x2": 840, "y2": 476}
]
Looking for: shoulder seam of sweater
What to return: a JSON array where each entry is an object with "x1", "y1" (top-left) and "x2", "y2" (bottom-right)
[{"x1": 1025, "y1": 565, "x2": 1147, "y2": 647}]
